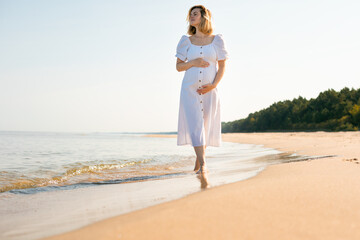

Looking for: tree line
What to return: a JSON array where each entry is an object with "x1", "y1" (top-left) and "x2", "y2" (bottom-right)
[{"x1": 221, "y1": 87, "x2": 360, "y2": 132}]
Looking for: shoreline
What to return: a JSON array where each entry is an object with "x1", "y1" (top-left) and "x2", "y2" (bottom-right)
[
  {"x1": 145, "y1": 131, "x2": 360, "y2": 159},
  {"x1": 42, "y1": 132, "x2": 360, "y2": 240}
]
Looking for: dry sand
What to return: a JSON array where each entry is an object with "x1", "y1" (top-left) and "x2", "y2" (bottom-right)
[{"x1": 42, "y1": 132, "x2": 360, "y2": 240}]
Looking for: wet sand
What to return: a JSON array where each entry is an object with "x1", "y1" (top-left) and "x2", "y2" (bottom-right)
[{"x1": 42, "y1": 132, "x2": 360, "y2": 240}]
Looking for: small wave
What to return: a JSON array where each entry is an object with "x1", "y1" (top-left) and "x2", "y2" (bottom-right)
[
  {"x1": 0, "y1": 158, "x2": 153, "y2": 193},
  {"x1": 6, "y1": 172, "x2": 190, "y2": 195}
]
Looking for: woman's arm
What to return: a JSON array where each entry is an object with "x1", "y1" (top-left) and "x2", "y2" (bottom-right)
[
  {"x1": 176, "y1": 58, "x2": 210, "y2": 72},
  {"x1": 212, "y1": 60, "x2": 226, "y2": 87},
  {"x1": 196, "y1": 60, "x2": 226, "y2": 95},
  {"x1": 176, "y1": 58, "x2": 194, "y2": 72}
]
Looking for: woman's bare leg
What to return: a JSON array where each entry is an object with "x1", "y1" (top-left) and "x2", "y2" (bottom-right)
[
  {"x1": 193, "y1": 145, "x2": 207, "y2": 174},
  {"x1": 194, "y1": 145, "x2": 207, "y2": 171},
  {"x1": 194, "y1": 158, "x2": 200, "y2": 171}
]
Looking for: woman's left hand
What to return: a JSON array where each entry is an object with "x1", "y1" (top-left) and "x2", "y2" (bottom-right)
[{"x1": 197, "y1": 83, "x2": 216, "y2": 95}]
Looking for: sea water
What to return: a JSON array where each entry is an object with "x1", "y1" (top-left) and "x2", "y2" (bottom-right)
[{"x1": 0, "y1": 131, "x2": 318, "y2": 240}]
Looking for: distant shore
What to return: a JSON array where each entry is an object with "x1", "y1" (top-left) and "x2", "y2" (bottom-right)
[{"x1": 42, "y1": 131, "x2": 360, "y2": 240}]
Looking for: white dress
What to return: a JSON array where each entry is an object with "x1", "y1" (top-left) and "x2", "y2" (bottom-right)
[{"x1": 175, "y1": 34, "x2": 229, "y2": 147}]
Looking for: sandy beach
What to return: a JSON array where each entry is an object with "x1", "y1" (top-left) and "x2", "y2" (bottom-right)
[{"x1": 42, "y1": 131, "x2": 360, "y2": 240}]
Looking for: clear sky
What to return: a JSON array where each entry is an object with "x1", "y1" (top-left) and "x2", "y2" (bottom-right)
[{"x1": 1, "y1": 0, "x2": 359, "y2": 133}]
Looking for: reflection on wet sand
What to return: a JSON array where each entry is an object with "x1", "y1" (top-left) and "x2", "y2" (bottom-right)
[
  {"x1": 193, "y1": 151, "x2": 337, "y2": 191},
  {"x1": 197, "y1": 171, "x2": 210, "y2": 189},
  {"x1": 251, "y1": 152, "x2": 337, "y2": 165}
]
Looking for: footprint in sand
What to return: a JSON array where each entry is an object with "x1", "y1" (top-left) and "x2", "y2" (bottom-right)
[{"x1": 342, "y1": 158, "x2": 359, "y2": 164}]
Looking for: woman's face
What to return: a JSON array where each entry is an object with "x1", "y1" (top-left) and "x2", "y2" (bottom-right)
[{"x1": 190, "y1": 8, "x2": 202, "y2": 26}]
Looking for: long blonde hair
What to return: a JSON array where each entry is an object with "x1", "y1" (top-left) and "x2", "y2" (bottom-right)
[{"x1": 186, "y1": 5, "x2": 213, "y2": 35}]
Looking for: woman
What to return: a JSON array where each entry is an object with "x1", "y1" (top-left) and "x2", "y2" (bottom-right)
[{"x1": 175, "y1": 5, "x2": 229, "y2": 174}]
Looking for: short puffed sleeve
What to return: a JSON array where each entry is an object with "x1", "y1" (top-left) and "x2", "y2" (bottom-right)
[
  {"x1": 175, "y1": 35, "x2": 190, "y2": 61},
  {"x1": 213, "y1": 34, "x2": 229, "y2": 61}
]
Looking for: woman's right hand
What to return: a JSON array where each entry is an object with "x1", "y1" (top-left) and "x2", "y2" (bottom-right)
[{"x1": 191, "y1": 58, "x2": 210, "y2": 68}]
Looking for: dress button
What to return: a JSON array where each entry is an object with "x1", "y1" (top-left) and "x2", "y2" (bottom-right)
[
  {"x1": 200, "y1": 71, "x2": 202, "y2": 73},
  {"x1": 200, "y1": 101, "x2": 203, "y2": 103},
  {"x1": 202, "y1": 109, "x2": 203, "y2": 111},
  {"x1": 199, "y1": 80, "x2": 201, "y2": 82},
  {"x1": 201, "y1": 46, "x2": 203, "y2": 48},
  {"x1": 200, "y1": 52, "x2": 202, "y2": 54}
]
